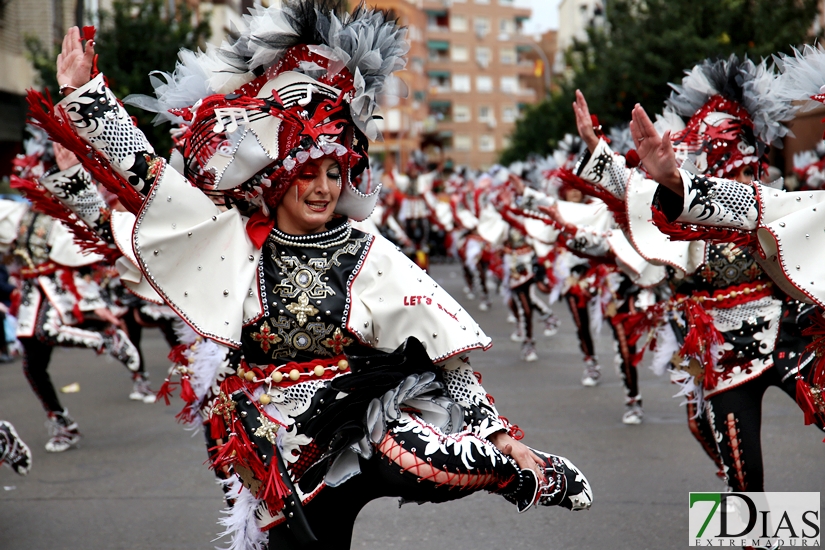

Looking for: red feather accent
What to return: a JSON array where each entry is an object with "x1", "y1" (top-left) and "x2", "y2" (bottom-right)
[
  {"x1": 556, "y1": 169, "x2": 628, "y2": 227},
  {"x1": 179, "y1": 374, "x2": 197, "y2": 404},
  {"x1": 209, "y1": 414, "x2": 226, "y2": 440},
  {"x1": 258, "y1": 457, "x2": 291, "y2": 512},
  {"x1": 155, "y1": 378, "x2": 178, "y2": 406},
  {"x1": 56, "y1": 268, "x2": 84, "y2": 323},
  {"x1": 651, "y1": 207, "x2": 756, "y2": 249},
  {"x1": 25, "y1": 89, "x2": 144, "y2": 213},
  {"x1": 10, "y1": 175, "x2": 120, "y2": 263},
  {"x1": 167, "y1": 343, "x2": 189, "y2": 365},
  {"x1": 679, "y1": 300, "x2": 725, "y2": 389}
]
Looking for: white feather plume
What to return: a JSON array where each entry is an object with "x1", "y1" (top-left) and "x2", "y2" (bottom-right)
[
  {"x1": 774, "y1": 44, "x2": 825, "y2": 112},
  {"x1": 214, "y1": 477, "x2": 268, "y2": 550}
]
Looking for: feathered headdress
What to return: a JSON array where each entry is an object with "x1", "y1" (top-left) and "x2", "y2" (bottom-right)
[
  {"x1": 773, "y1": 44, "x2": 825, "y2": 111},
  {"x1": 124, "y1": 0, "x2": 408, "y2": 220},
  {"x1": 665, "y1": 55, "x2": 795, "y2": 179}
]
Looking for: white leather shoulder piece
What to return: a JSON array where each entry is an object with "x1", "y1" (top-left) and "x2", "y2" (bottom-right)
[
  {"x1": 111, "y1": 210, "x2": 164, "y2": 304},
  {"x1": 556, "y1": 199, "x2": 612, "y2": 232},
  {"x1": 0, "y1": 200, "x2": 28, "y2": 254},
  {"x1": 48, "y1": 221, "x2": 104, "y2": 267},
  {"x1": 476, "y1": 204, "x2": 508, "y2": 247},
  {"x1": 348, "y1": 234, "x2": 491, "y2": 362},
  {"x1": 524, "y1": 217, "x2": 559, "y2": 245},
  {"x1": 607, "y1": 230, "x2": 666, "y2": 287},
  {"x1": 132, "y1": 165, "x2": 263, "y2": 347},
  {"x1": 625, "y1": 176, "x2": 705, "y2": 275},
  {"x1": 433, "y1": 199, "x2": 455, "y2": 231},
  {"x1": 753, "y1": 185, "x2": 825, "y2": 306},
  {"x1": 455, "y1": 205, "x2": 478, "y2": 230}
]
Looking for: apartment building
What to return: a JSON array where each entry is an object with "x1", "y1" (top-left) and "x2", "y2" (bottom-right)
[
  {"x1": 420, "y1": 0, "x2": 537, "y2": 169},
  {"x1": 364, "y1": 0, "x2": 428, "y2": 171}
]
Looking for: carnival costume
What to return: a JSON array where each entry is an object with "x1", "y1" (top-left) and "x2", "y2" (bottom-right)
[
  {"x1": 31, "y1": 3, "x2": 592, "y2": 548},
  {"x1": 573, "y1": 56, "x2": 822, "y2": 490},
  {"x1": 7, "y1": 129, "x2": 141, "y2": 452}
]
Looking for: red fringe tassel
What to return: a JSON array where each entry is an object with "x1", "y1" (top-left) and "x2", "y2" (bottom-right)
[
  {"x1": 25, "y1": 89, "x2": 145, "y2": 214},
  {"x1": 651, "y1": 208, "x2": 756, "y2": 249}
]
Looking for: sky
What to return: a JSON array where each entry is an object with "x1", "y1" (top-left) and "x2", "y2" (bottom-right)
[{"x1": 515, "y1": 0, "x2": 562, "y2": 36}]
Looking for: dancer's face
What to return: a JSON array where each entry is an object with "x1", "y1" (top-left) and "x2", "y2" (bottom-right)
[{"x1": 276, "y1": 157, "x2": 342, "y2": 235}]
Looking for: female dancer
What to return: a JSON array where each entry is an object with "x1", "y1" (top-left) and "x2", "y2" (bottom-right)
[
  {"x1": 38, "y1": 2, "x2": 592, "y2": 548},
  {"x1": 572, "y1": 55, "x2": 824, "y2": 494}
]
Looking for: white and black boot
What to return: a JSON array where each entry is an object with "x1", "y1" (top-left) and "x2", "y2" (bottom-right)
[{"x1": 0, "y1": 421, "x2": 32, "y2": 475}]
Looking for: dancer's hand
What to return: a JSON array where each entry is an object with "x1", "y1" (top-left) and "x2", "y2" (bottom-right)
[
  {"x1": 56, "y1": 26, "x2": 96, "y2": 92},
  {"x1": 573, "y1": 90, "x2": 599, "y2": 153},
  {"x1": 94, "y1": 307, "x2": 125, "y2": 330},
  {"x1": 489, "y1": 431, "x2": 546, "y2": 482},
  {"x1": 53, "y1": 143, "x2": 79, "y2": 171},
  {"x1": 629, "y1": 104, "x2": 683, "y2": 195}
]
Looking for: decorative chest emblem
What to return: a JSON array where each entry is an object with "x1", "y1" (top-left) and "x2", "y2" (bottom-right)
[
  {"x1": 285, "y1": 292, "x2": 319, "y2": 326},
  {"x1": 253, "y1": 414, "x2": 280, "y2": 445},
  {"x1": 322, "y1": 327, "x2": 354, "y2": 354},
  {"x1": 251, "y1": 320, "x2": 282, "y2": 353}
]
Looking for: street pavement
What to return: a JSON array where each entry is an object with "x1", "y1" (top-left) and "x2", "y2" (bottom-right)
[{"x1": 0, "y1": 262, "x2": 822, "y2": 550}]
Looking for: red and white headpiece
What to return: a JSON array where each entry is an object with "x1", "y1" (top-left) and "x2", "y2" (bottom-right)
[
  {"x1": 664, "y1": 55, "x2": 795, "y2": 180},
  {"x1": 125, "y1": 0, "x2": 408, "y2": 220}
]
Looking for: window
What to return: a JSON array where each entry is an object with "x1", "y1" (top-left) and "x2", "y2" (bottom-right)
[
  {"x1": 499, "y1": 18, "x2": 515, "y2": 35},
  {"x1": 451, "y1": 45, "x2": 469, "y2": 62},
  {"x1": 428, "y1": 101, "x2": 451, "y2": 121},
  {"x1": 452, "y1": 74, "x2": 471, "y2": 93},
  {"x1": 411, "y1": 57, "x2": 425, "y2": 74},
  {"x1": 476, "y1": 76, "x2": 493, "y2": 93},
  {"x1": 474, "y1": 17, "x2": 490, "y2": 38},
  {"x1": 474, "y1": 0, "x2": 490, "y2": 4},
  {"x1": 479, "y1": 135, "x2": 496, "y2": 152},
  {"x1": 427, "y1": 40, "x2": 450, "y2": 62},
  {"x1": 479, "y1": 105, "x2": 492, "y2": 122},
  {"x1": 502, "y1": 136, "x2": 511, "y2": 149},
  {"x1": 475, "y1": 47, "x2": 491, "y2": 68},
  {"x1": 450, "y1": 15, "x2": 468, "y2": 32},
  {"x1": 454, "y1": 105, "x2": 471, "y2": 123},
  {"x1": 427, "y1": 12, "x2": 449, "y2": 31},
  {"x1": 500, "y1": 47, "x2": 516, "y2": 65},
  {"x1": 455, "y1": 135, "x2": 472, "y2": 151},
  {"x1": 428, "y1": 72, "x2": 451, "y2": 92},
  {"x1": 500, "y1": 76, "x2": 518, "y2": 94},
  {"x1": 502, "y1": 105, "x2": 517, "y2": 123}
]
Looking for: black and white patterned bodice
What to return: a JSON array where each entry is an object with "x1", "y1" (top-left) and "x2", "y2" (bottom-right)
[
  {"x1": 673, "y1": 242, "x2": 767, "y2": 294},
  {"x1": 241, "y1": 219, "x2": 373, "y2": 365}
]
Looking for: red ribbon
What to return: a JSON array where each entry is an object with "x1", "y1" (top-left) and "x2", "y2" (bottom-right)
[{"x1": 246, "y1": 210, "x2": 276, "y2": 249}]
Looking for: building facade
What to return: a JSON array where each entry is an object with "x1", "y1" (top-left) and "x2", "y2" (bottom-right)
[{"x1": 419, "y1": 0, "x2": 536, "y2": 169}]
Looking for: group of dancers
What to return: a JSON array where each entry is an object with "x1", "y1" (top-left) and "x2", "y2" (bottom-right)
[{"x1": 1, "y1": 2, "x2": 823, "y2": 550}]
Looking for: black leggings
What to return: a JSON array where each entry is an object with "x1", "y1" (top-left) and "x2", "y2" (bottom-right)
[
  {"x1": 509, "y1": 281, "x2": 534, "y2": 341},
  {"x1": 123, "y1": 307, "x2": 179, "y2": 375},
  {"x1": 268, "y1": 415, "x2": 525, "y2": 549},
  {"x1": 706, "y1": 367, "x2": 825, "y2": 491},
  {"x1": 20, "y1": 338, "x2": 61, "y2": 413},
  {"x1": 565, "y1": 294, "x2": 595, "y2": 359}
]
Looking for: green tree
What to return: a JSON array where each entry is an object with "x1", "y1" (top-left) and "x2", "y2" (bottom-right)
[
  {"x1": 27, "y1": 0, "x2": 211, "y2": 154},
  {"x1": 501, "y1": 0, "x2": 821, "y2": 163}
]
